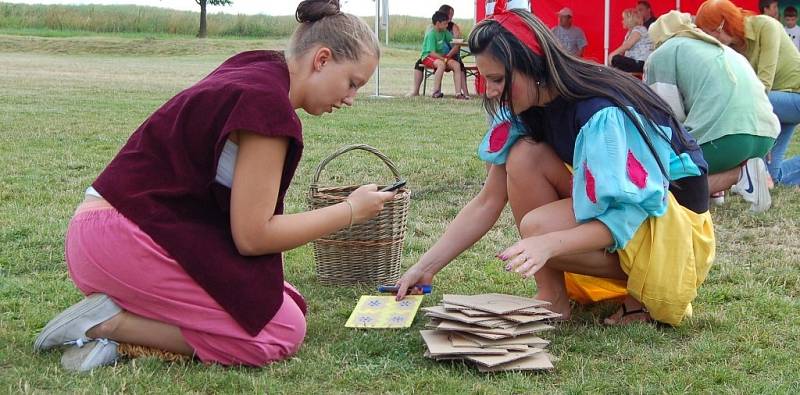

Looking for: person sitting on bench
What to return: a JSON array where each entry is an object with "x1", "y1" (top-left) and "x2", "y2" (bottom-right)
[{"x1": 413, "y1": 10, "x2": 467, "y2": 99}]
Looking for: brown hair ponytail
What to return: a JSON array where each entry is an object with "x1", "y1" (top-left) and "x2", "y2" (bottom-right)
[{"x1": 289, "y1": 0, "x2": 380, "y2": 62}]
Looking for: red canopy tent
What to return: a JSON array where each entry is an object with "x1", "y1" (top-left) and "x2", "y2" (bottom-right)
[{"x1": 475, "y1": 0, "x2": 759, "y2": 63}]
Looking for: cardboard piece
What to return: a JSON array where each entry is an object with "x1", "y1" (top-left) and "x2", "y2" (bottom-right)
[
  {"x1": 450, "y1": 336, "x2": 530, "y2": 352},
  {"x1": 449, "y1": 332, "x2": 532, "y2": 351},
  {"x1": 447, "y1": 332, "x2": 480, "y2": 347},
  {"x1": 443, "y1": 294, "x2": 548, "y2": 314},
  {"x1": 422, "y1": 306, "x2": 497, "y2": 325},
  {"x1": 441, "y1": 303, "x2": 499, "y2": 317},
  {"x1": 442, "y1": 302, "x2": 472, "y2": 311},
  {"x1": 345, "y1": 295, "x2": 424, "y2": 328},
  {"x1": 431, "y1": 305, "x2": 560, "y2": 325},
  {"x1": 437, "y1": 319, "x2": 553, "y2": 337},
  {"x1": 490, "y1": 344, "x2": 529, "y2": 351},
  {"x1": 509, "y1": 306, "x2": 554, "y2": 315},
  {"x1": 420, "y1": 330, "x2": 508, "y2": 356},
  {"x1": 449, "y1": 330, "x2": 509, "y2": 340},
  {"x1": 425, "y1": 318, "x2": 442, "y2": 328},
  {"x1": 466, "y1": 348, "x2": 544, "y2": 367},
  {"x1": 423, "y1": 350, "x2": 464, "y2": 360},
  {"x1": 441, "y1": 300, "x2": 554, "y2": 318},
  {"x1": 456, "y1": 332, "x2": 551, "y2": 348},
  {"x1": 476, "y1": 352, "x2": 555, "y2": 372},
  {"x1": 442, "y1": 293, "x2": 550, "y2": 315},
  {"x1": 500, "y1": 312, "x2": 560, "y2": 324},
  {"x1": 436, "y1": 319, "x2": 515, "y2": 336},
  {"x1": 420, "y1": 294, "x2": 559, "y2": 373},
  {"x1": 472, "y1": 318, "x2": 519, "y2": 329},
  {"x1": 459, "y1": 309, "x2": 498, "y2": 317}
]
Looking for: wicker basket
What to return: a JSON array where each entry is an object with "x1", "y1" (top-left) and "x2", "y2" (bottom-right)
[{"x1": 308, "y1": 144, "x2": 411, "y2": 285}]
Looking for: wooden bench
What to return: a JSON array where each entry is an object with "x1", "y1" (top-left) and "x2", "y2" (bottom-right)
[{"x1": 421, "y1": 63, "x2": 481, "y2": 95}]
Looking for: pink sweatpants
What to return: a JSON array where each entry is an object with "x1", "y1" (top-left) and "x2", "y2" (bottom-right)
[{"x1": 65, "y1": 200, "x2": 307, "y2": 366}]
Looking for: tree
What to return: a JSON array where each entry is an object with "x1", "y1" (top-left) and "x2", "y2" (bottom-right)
[{"x1": 196, "y1": 0, "x2": 232, "y2": 38}]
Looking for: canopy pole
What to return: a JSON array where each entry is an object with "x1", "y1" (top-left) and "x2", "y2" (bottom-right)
[
  {"x1": 383, "y1": 0, "x2": 389, "y2": 46},
  {"x1": 603, "y1": 0, "x2": 610, "y2": 64},
  {"x1": 374, "y1": 0, "x2": 381, "y2": 96}
]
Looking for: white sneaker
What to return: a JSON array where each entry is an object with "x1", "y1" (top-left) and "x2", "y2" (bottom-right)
[
  {"x1": 34, "y1": 293, "x2": 122, "y2": 352},
  {"x1": 710, "y1": 191, "x2": 725, "y2": 206},
  {"x1": 731, "y1": 158, "x2": 771, "y2": 213},
  {"x1": 61, "y1": 338, "x2": 119, "y2": 372}
]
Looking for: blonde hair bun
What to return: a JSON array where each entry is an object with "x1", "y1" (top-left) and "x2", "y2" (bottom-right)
[{"x1": 296, "y1": 0, "x2": 341, "y2": 24}]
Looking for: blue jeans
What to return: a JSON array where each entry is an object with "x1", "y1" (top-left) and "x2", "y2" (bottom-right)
[{"x1": 766, "y1": 91, "x2": 800, "y2": 186}]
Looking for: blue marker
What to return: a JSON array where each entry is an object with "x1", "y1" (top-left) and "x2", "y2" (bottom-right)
[{"x1": 377, "y1": 284, "x2": 432, "y2": 294}]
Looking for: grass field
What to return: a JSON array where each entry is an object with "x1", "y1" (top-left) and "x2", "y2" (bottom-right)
[
  {"x1": 1, "y1": 32, "x2": 800, "y2": 393},
  {"x1": 0, "y1": 2, "x2": 473, "y2": 44}
]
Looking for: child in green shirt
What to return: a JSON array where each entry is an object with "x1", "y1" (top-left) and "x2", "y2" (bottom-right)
[{"x1": 418, "y1": 11, "x2": 466, "y2": 99}]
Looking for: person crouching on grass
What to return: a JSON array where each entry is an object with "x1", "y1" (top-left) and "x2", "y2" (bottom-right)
[
  {"x1": 33, "y1": 0, "x2": 396, "y2": 372},
  {"x1": 395, "y1": 0, "x2": 715, "y2": 326},
  {"x1": 646, "y1": 11, "x2": 780, "y2": 213}
]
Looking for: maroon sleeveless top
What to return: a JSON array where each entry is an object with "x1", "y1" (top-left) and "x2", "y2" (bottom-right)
[{"x1": 93, "y1": 51, "x2": 305, "y2": 336}]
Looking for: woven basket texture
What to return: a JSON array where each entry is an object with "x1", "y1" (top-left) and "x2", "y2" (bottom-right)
[{"x1": 308, "y1": 145, "x2": 410, "y2": 285}]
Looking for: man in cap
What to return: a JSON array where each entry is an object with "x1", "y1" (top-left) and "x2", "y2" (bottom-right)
[{"x1": 551, "y1": 7, "x2": 588, "y2": 57}]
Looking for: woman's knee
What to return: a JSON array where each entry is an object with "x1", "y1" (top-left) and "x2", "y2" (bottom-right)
[
  {"x1": 243, "y1": 293, "x2": 307, "y2": 366},
  {"x1": 506, "y1": 140, "x2": 549, "y2": 176},
  {"x1": 247, "y1": 313, "x2": 307, "y2": 366},
  {"x1": 506, "y1": 140, "x2": 565, "y2": 184},
  {"x1": 517, "y1": 199, "x2": 576, "y2": 238},
  {"x1": 278, "y1": 314, "x2": 307, "y2": 354},
  {"x1": 519, "y1": 210, "x2": 549, "y2": 238}
]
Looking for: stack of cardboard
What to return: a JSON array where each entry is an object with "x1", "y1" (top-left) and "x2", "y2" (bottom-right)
[{"x1": 420, "y1": 293, "x2": 560, "y2": 372}]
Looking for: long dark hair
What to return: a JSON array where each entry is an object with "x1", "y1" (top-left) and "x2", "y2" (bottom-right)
[{"x1": 468, "y1": 9, "x2": 689, "y2": 179}]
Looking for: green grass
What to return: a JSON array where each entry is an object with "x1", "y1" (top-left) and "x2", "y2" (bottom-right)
[
  {"x1": 0, "y1": 3, "x2": 473, "y2": 45},
  {"x1": 1, "y1": 33, "x2": 800, "y2": 393}
]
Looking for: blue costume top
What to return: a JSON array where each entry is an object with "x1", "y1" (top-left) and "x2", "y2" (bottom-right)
[{"x1": 478, "y1": 97, "x2": 708, "y2": 251}]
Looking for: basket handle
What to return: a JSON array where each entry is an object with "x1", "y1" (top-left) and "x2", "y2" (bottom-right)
[{"x1": 311, "y1": 144, "x2": 402, "y2": 190}]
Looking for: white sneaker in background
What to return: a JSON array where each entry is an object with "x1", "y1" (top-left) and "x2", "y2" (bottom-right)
[
  {"x1": 731, "y1": 158, "x2": 771, "y2": 213},
  {"x1": 710, "y1": 191, "x2": 725, "y2": 206}
]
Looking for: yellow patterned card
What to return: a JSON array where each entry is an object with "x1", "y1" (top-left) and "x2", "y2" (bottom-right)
[{"x1": 345, "y1": 295, "x2": 424, "y2": 328}]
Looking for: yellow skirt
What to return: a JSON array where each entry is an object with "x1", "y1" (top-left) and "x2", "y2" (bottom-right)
[{"x1": 564, "y1": 193, "x2": 715, "y2": 326}]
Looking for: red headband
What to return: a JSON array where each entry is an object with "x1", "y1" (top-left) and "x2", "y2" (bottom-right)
[{"x1": 488, "y1": 0, "x2": 543, "y2": 55}]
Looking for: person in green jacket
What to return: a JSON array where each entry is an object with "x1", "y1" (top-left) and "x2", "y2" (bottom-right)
[
  {"x1": 697, "y1": 0, "x2": 800, "y2": 187},
  {"x1": 646, "y1": 11, "x2": 780, "y2": 212}
]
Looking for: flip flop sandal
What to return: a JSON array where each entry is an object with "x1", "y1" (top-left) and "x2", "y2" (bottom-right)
[
  {"x1": 431, "y1": 91, "x2": 444, "y2": 98},
  {"x1": 603, "y1": 304, "x2": 652, "y2": 326}
]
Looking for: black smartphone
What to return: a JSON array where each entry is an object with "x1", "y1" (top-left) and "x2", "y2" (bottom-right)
[{"x1": 379, "y1": 179, "x2": 406, "y2": 192}]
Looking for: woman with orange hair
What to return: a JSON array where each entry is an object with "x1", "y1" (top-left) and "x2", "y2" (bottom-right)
[{"x1": 696, "y1": 0, "x2": 800, "y2": 186}]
